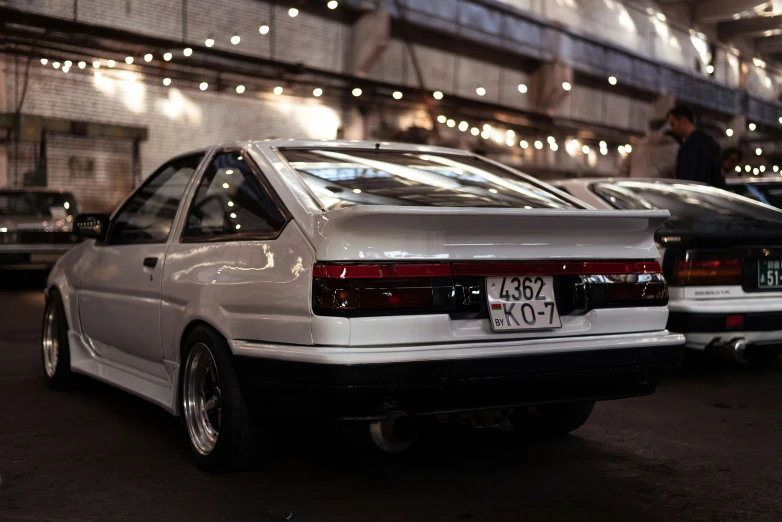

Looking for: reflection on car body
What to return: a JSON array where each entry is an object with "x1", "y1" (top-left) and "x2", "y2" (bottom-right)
[
  {"x1": 43, "y1": 141, "x2": 683, "y2": 471},
  {"x1": 556, "y1": 178, "x2": 782, "y2": 363}
]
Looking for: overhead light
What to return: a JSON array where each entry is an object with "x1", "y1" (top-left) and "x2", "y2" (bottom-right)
[
  {"x1": 392, "y1": 91, "x2": 403, "y2": 100},
  {"x1": 706, "y1": 65, "x2": 714, "y2": 74},
  {"x1": 91, "y1": 60, "x2": 100, "y2": 68},
  {"x1": 749, "y1": 123, "x2": 757, "y2": 131},
  {"x1": 62, "y1": 66, "x2": 69, "y2": 73},
  {"x1": 600, "y1": 148, "x2": 608, "y2": 156},
  {"x1": 775, "y1": 166, "x2": 780, "y2": 173},
  {"x1": 230, "y1": 213, "x2": 237, "y2": 218},
  {"x1": 599, "y1": 141, "x2": 607, "y2": 148},
  {"x1": 618, "y1": 145, "x2": 626, "y2": 154},
  {"x1": 504, "y1": 130, "x2": 514, "y2": 138},
  {"x1": 236, "y1": 224, "x2": 242, "y2": 230},
  {"x1": 40, "y1": 58, "x2": 48, "y2": 65},
  {"x1": 754, "y1": 168, "x2": 759, "y2": 175},
  {"x1": 200, "y1": 82, "x2": 208, "y2": 91},
  {"x1": 163, "y1": 78, "x2": 171, "y2": 86},
  {"x1": 534, "y1": 140, "x2": 543, "y2": 150},
  {"x1": 608, "y1": 76, "x2": 617, "y2": 85},
  {"x1": 726, "y1": 128, "x2": 734, "y2": 137},
  {"x1": 228, "y1": 201, "x2": 234, "y2": 207},
  {"x1": 313, "y1": 87, "x2": 323, "y2": 97},
  {"x1": 520, "y1": 140, "x2": 529, "y2": 149},
  {"x1": 183, "y1": 48, "x2": 193, "y2": 57},
  {"x1": 656, "y1": 12, "x2": 666, "y2": 22},
  {"x1": 125, "y1": 56, "x2": 134, "y2": 64},
  {"x1": 107, "y1": 60, "x2": 115, "y2": 68},
  {"x1": 273, "y1": 86, "x2": 283, "y2": 95},
  {"x1": 144, "y1": 53, "x2": 153, "y2": 62},
  {"x1": 734, "y1": 166, "x2": 741, "y2": 173},
  {"x1": 437, "y1": 115, "x2": 447, "y2": 123},
  {"x1": 547, "y1": 136, "x2": 555, "y2": 144},
  {"x1": 52, "y1": 61, "x2": 60, "y2": 69},
  {"x1": 205, "y1": 38, "x2": 215, "y2": 47},
  {"x1": 517, "y1": 83, "x2": 527, "y2": 93},
  {"x1": 625, "y1": 144, "x2": 633, "y2": 153},
  {"x1": 458, "y1": 121, "x2": 469, "y2": 132},
  {"x1": 476, "y1": 86, "x2": 486, "y2": 96},
  {"x1": 483, "y1": 124, "x2": 492, "y2": 131},
  {"x1": 64, "y1": 60, "x2": 72, "y2": 67},
  {"x1": 745, "y1": 165, "x2": 751, "y2": 172},
  {"x1": 562, "y1": 81, "x2": 572, "y2": 91},
  {"x1": 226, "y1": 170, "x2": 234, "y2": 175},
  {"x1": 163, "y1": 52, "x2": 172, "y2": 61},
  {"x1": 470, "y1": 127, "x2": 479, "y2": 136},
  {"x1": 446, "y1": 119, "x2": 456, "y2": 128},
  {"x1": 506, "y1": 138, "x2": 515, "y2": 146},
  {"x1": 222, "y1": 183, "x2": 230, "y2": 189},
  {"x1": 761, "y1": 165, "x2": 767, "y2": 172},
  {"x1": 481, "y1": 131, "x2": 490, "y2": 140},
  {"x1": 352, "y1": 188, "x2": 361, "y2": 194},
  {"x1": 779, "y1": 117, "x2": 782, "y2": 124},
  {"x1": 231, "y1": 35, "x2": 241, "y2": 45},
  {"x1": 78, "y1": 61, "x2": 86, "y2": 69},
  {"x1": 756, "y1": 148, "x2": 762, "y2": 155},
  {"x1": 236, "y1": 85, "x2": 245, "y2": 94},
  {"x1": 328, "y1": 1, "x2": 339, "y2": 9},
  {"x1": 582, "y1": 145, "x2": 590, "y2": 154},
  {"x1": 433, "y1": 91, "x2": 444, "y2": 100},
  {"x1": 289, "y1": 7, "x2": 299, "y2": 17},
  {"x1": 551, "y1": 143, "x2": 559, "y2": 151},
  {"x1": 259, "y1": 25, "x2": 270, "y2": 35},
  {"x1": 352, "y1": 87, "x2": 362, "y2": 97}
]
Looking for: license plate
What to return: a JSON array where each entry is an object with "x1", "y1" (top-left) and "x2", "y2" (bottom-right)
[
  {"x1": 487, "y1": 276, "x2": 562, "y2": 331},
  {"x1": 758, "y1": 259, "x2": 782, "y2": 288}
]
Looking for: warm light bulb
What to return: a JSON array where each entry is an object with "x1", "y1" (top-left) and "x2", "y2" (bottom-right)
[
  {"x1": 517, "y1": 84, "x2": 527, "y2": 93},
  {"x1": 476, "y1": 86, "x2": 486, "y2": 96},
  {"x1": 231, "y1": 35, "x2": 241, "y2": 45},
  {"x1": 205, "y1": 38, "x2": 214, "y2": 47},
  {"x1": 562, "y1": 81, "x2": 572, "y2": 91},
  {"x1": 392, "y1": 91, "x2": 403, "y2": 100},
  {"x1": 433, "y1": 91, "x2": 444, "y2": 100},
  {"x1": 273, "y1": 86, "x2": 283, "y2": 95},
  {"x1": 163, "y1": 78, "x2": 171, "y2": 86},
  {"x1": 259, "y1": 25, "x2": 270, "y2": 35},
  {"x1": 41, "y1": 58, "x2": 48, "y2": 65},
  {"x1": 313, "y1": 88, "x2": 323, "y2": 97},
  {"x1": 183, "y1": 48, "x2": 193, "y2": 57},
  {"x1": 78, "y1": 61, "x2": 86, "y2": 69},
  {"x1": 446, "y1": 119, "x2": 456, "y2": 128},
  {"x1": 328, "y1": 0, "x2": 338, "y2": 8},
  {"x1": 144, "y1": 53, "x2": 153, "y2": 62},
  {"x1": 352, "y1": 87, "x2": 362, "y2": 97},
  {"x1": 726, "y1": 128, "x2": 733, "y2": 137},
  {"x1": 470, "y1": 127, "x2": 479, "y2": 136},
  {"x1": 200, "y1": 82, "x2": 208, "y2": 91},
  {"x1": 236, "y1": 85, "x2": 245, "y2": 94},
  {"x1": 107, "y1": 60, "x2": 115, "y2": 67},
  {"x1": 289, "y1": 7, "x2": 299, "y2": 17},
  {"x1": 163, "y1": 52, "x2": 172, "y2": 61},
  {"x1": 125, "y1": 56, "x2": 133, "y2": 64},
  {"x1": 608, "y1": 76, "x2": 617, "y2": 85}
]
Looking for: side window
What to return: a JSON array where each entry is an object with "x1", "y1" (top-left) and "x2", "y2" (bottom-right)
[
  {"x1": 183, "y1": 151, "x2": 287, "y2": 241},
  {"x1": 108, "y1": 154, "x2": 204, "y2": 245}
]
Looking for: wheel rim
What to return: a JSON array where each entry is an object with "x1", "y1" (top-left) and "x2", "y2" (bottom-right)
[
  {"x1": 182, "y1": 342, "x2": 222, "y2": 456},
  {"x1": 42, "y1": 303, "x2": 59, "y2": 378}
]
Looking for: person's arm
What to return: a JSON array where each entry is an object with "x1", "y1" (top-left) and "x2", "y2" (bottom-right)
[{"x1": 675, "y1": 146, "x2": 696, "y2": 181}]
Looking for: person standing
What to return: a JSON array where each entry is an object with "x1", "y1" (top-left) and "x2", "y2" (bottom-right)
[
  {"x1": 615, "y1": 124, "x2": 680, "y2": 178},
  {"x1": 666, "y1": 104, "x2": 722, "y2": 187}
]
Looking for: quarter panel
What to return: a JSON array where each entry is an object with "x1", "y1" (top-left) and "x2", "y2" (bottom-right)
[{"x1": 161, "y1": 222, "x2": 315, "y2": 361}]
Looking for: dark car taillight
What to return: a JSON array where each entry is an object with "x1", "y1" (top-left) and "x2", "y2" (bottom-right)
[
  {"x1": 671, "y1": 250, "x2": 742, "y2": 286},
  {"x1": 313, "y1": 261, "x2": 667, "y2": 317}
]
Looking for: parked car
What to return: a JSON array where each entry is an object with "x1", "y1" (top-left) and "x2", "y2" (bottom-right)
[
  {"x1": 555, "y1": 178, "x2": 782, "y2": 363},
  {"x1": 44, "y1": 141, "x2": 684, "y2": 471},
  {"x1": 725, "y1": 176, "x2": 782, "y2": 208},
  {"x1": 0, "y1": 188, "x2": 82, "y2": 269}
]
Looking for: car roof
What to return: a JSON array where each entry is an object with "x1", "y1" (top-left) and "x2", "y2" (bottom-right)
[
  {"x1": 725, "y1": 176, "x2": 782, "y2": 186},
  {"x1": 207, "y1": 139, "x2": 474, "y2": 156}
]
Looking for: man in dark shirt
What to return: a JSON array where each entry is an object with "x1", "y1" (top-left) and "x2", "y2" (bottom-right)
[{"x1": 666, "y1": 104, "x2": 722, "y2": 188}]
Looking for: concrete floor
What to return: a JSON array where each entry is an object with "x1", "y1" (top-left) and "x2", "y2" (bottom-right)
[{"x1": 1, "y1": 270, "x2": 781, "y2": 522}]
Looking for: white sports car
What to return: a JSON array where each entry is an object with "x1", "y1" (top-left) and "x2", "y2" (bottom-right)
[
  {"x1": 43, "y1": 141, "x2": 683, "y2": 470},
  {"x1": 556, "y1": 178, "x2": 782, "y2": 363}
]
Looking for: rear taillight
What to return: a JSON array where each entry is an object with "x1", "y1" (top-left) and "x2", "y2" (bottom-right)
[
  {"x1": 313, "y1": 261, "x2": 667, "y2": 316},
  {"x1": 672, "y1": 251, "x2": 742, "y2": 286}
]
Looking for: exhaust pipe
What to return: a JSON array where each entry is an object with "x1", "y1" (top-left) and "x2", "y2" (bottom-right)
[
  {"x1": 369, "y1": 411, "x2": 418, "y2": 453},
  {"x1": 713, "y1": 338, "x2": 748, "y2": 363}
]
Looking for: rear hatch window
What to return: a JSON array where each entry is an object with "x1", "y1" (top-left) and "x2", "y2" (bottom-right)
[{"x1": 280, "y1": 149, "x2": 577, "y2": 210}]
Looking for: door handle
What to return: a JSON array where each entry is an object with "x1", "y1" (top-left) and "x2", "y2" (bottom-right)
[{"x1": 143, "y1": 257, "x2": 158, "y2": 268}]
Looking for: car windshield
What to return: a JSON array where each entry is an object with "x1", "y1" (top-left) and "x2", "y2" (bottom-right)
[
  {"x1": 279, "y1": 149, "x2": 577, "y2": 209},
  {"x1": 29, "y1": 192, "x2": 80, "y2": 217},
  {"x1": 730, "y1": 183, "x2": 782, "y2": 209},
  {"x1": 591, "y1": 181, "x2": 782, "y2": 223},
  {"x1": 0, "y1": 192, "x2": 36, "y2": 216}
]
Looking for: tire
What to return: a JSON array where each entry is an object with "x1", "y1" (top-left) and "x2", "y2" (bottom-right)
[
  {"x1": 509, "y1": 401, "x2": 595, "y2": 438},
  {"x1": 41, "y1": 290, "x2": 73, "y2": 390},
  {"x1": 179, "y1": 326, "x2": 267, "y2": 472}
]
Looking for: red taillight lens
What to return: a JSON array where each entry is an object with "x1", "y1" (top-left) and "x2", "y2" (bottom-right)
[
  {"x1": 672, "y1": 253, "x2": 742, "y2": 286},
  {"x1": 726, "y1": 314, "x2": 745, "y2": 329}
]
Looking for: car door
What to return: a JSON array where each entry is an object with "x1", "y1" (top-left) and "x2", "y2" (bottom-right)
[{"x1": 78, "y1": 153, "x2": 205, "y2": 371}]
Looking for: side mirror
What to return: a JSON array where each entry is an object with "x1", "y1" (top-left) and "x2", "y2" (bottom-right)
[{"x1": 73, "y1": 214, "x2": 109, "y2": 241}]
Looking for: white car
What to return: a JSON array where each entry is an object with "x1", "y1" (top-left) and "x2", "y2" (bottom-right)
[
  {"x1": 556, "y1": 178, "x2": 782, "y2": 363},
  {"x1": 43, "y1": 141, "x2": 683, "y2": 471}
]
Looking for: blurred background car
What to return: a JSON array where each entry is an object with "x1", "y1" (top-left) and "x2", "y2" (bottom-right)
[
  {"x1": 555, "y1": 178, "x2": 782, "y2": 364},
  {"x1": 0, "y1": 188, "x2": 82, "y2": 269}
]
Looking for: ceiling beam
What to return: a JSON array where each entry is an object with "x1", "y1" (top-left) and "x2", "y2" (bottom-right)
[
  {"x1": 718, "y1": 13, "x2": 782, "y2": 39},
  {"x1": 696, "y1": 0, "x2": 768, "y2": 24}
]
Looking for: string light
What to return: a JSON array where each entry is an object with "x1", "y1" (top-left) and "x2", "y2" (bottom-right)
[
  {"x1": 625, "y1": 144, "x2": 633, "y2": 153},
  {"x1": 40, "y1": 58, "x2": 48, "y2": 65},
  {"x1": 618, "y1": 145, "x2": 626, "y2": 154},
  {"x1": 726, "y1": 128, "x2": 734, "y2": 137},
  {"x1": 231, "y1": 35, "x2": 241, "y2": 45},
  {"x1": 599, "y1": 141, "x2": 607, "y2": 148},
  {"x1": 582, "y1": 145, "x2": 590, "y2": 154},
  {"x1": 534, "y1": 140, "x2": 543, "y2": 149},
  {"x1": 470, "y1": 127, "x2": 479, "y2": 136},
  {"x1": 756, "y1": 148, "x2": 762, "y2": 155},
  {"x1": 749, "y1": 122, "x2": 757, "y2": 131},
  {"x1": 144, "y1": 53, "x2": 153, "y2": 62},
  {"x1": 547, "y1": 136, "x2": 555, "y2": 144},
  {"x1": 259, "y1": 25, "x2": 270, "y2": 35},
  {"x1": 64, "y1": 60, "x2": 72, "y2": 67},
  {"x1": 107, "y1": 60, "x2": 115, "y2": 68},
  {"x1": 200, "y1": 82, "x2": 208, "y2": 91},
  {"x1": 608, "y1": 76, "x2": 617, "y2": 85},
  {"x1": 775, "y1": 166, "x2": 780, "y2": 172},
  {"x1": 289, "y1": 7, "x2": 299, "y2": 17},
  {"x1": 328, "y1": 0, "x2": 338, "y2": 8},
  {"x1": 518, "y1": 84, "x2": 527, "y2": 93},
  {"x1": 507, "y1": 130, "x2": 515, "y2": 137},
  {"x1": 562, "y1": 81, "x2": 572, "y2": 91},
  {"x1": 163, "y1": 78, "x2": 171, "y2": 86},
  {"x1": 236, "y1": 85, "x2": 245, "y2": 94},
  {"x1": 551, "y1": 143, "x2": 559, "y2": 151},
  {"x1": 183, "y1": 48, "x2": 193, "y2": 57},
  {"x1": 761, "y1": 165, "x2": 767, "y2": 172},
  {"x1": 313, "y1": 87, "x2": 323, "y2": 97},
  {"x1": 205, "y1": 38, "x2": 214, "y2": 47},
  {"x1": 78, "y1": 61, "x2": 86, "y2": 69},
  {"x1": 476, "y1": 87, "x2": 486, "y2": 96},
  {"x1": 273, "y1": 86, "x2": 283, "y2": 95},
  {"x1": 125, "y1": 56, "x2": 133, "y2": 64},
  {"x1": 433, "y1": 91, "x2": 444, "y2": 100},
  {"x1": 437, "y1": 115, "x2": 447, "y2": 123},
  {"x1": 458, "y1": 121, "x2": 469, "y2": 132},
  {"x1": 52, "y1": 62, "x2": 60, "y2": 69},
  {"x1": 446, "y1": 119, "x2": 456, "y2": 128},
  {"x1": 352, "y1": 87, "x2": 362, "y2": 97},
  {"x1": 392, "y1": 91, "x2": 403, "y2": 100},
  {"x1": 506, "y1": 138, "x2": 515, "y2": 146},
  {"x1": 745, "y1": 165, "x2": 751, "y2": 172},
  {"x1": 483, "y1": 124, "x2": 491, "y2": 131},
  {"x1": 163, "y1": 52, "x2": 172, "y2": 61}
]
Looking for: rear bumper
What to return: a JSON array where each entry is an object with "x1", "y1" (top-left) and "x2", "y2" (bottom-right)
[
  {"x1": 231, "y1": 331, "x2": 685, "y2": 420},
  {"x1": 668, "y1": 311, "x2": 782, "y2": 351}
]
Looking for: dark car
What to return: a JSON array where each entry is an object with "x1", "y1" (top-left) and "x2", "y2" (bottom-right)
[
  {"x1": 725, "y1": 177, "x2": 782, "y2": 209},
  {"x1": 0, "y1": 188, "x2": 82, "y2": 268}
]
